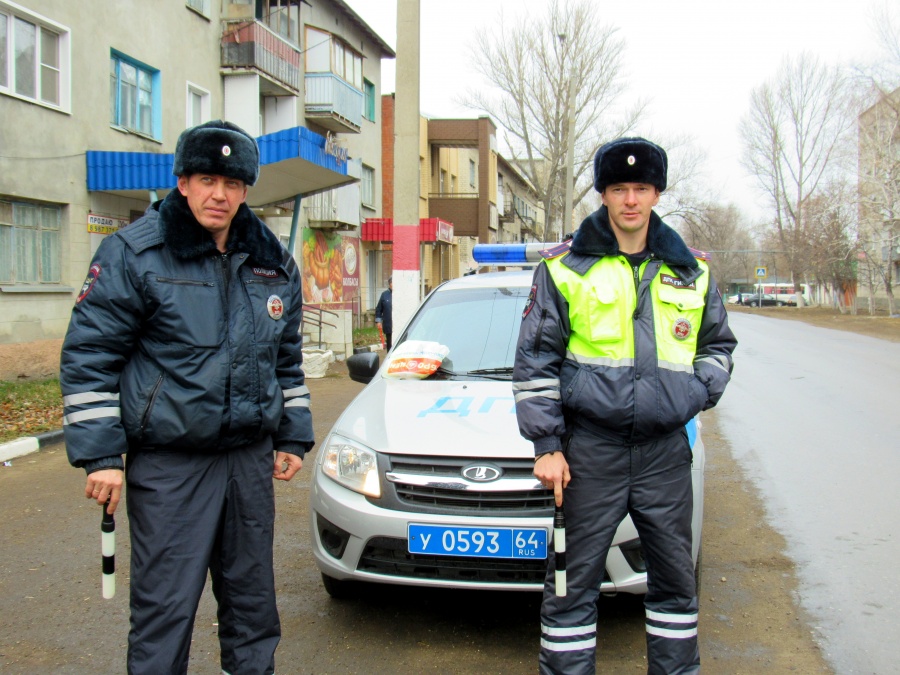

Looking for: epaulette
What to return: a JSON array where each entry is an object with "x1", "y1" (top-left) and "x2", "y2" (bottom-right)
[
  {"x1": 539, "y1": 240, "x2": 573, "y2": 260},
  {"x1": 688, "y1": 246, "x2": 710, "y2": 261}
]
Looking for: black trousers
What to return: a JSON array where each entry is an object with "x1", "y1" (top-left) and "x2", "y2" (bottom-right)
[
  {"x1": 125, "y1": 438, "x2": 280, "y2": 675},
  {"x1": 539, "y1": 426, "x2": 699, "y2": 675}
]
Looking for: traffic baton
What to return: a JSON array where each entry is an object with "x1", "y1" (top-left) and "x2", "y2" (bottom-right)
[
  {"x1": 377, "y1": 323, "x2": 385, "y2": 349},
  {"x1": 554, "y1": 504, "x2": 566, "y2": 597},
  {"x1": 101, "y1": 500, "x2": 115, "y2": 599}
]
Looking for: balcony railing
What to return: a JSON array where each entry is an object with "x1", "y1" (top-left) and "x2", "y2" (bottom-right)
[
  {"x1": 221, "y1": 20, "x2": 301, "y2": 93},
  {"x1": 305, "y1": 73, "x2": 362, "y2": 133}
]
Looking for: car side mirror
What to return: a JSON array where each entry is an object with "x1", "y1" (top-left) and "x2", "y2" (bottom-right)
[{"x1": 347, "y1": 352, "x2": 380, "y2": 384}]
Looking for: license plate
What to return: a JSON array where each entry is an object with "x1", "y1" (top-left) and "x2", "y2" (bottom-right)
[{"x1": 408, "y1": 523, "x2": 547, "y2": 559}]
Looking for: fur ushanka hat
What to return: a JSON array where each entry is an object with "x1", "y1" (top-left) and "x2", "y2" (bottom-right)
[
  {"x1": 172, "y1": 120, "x2": 260, "y2": 186},
  {"x1": 593, "y1": 137, "x2": 668, "y2": 193}
]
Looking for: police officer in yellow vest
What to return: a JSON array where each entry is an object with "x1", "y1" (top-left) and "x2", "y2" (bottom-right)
[{"x1": 513, "y1": 137, "x2": 737, "y2": 674}]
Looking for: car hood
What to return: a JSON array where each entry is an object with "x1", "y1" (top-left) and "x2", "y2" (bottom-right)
[{"x1": 330, "y1": 376, "x2": 533, "y2": 459}]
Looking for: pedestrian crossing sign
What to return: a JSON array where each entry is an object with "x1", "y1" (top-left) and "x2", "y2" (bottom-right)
[{"x1": 755, "y1": 267, "x2": 767, "y2": 278}]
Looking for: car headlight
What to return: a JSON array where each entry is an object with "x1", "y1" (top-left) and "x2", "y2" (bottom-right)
[{"x1": 321, "y1": 434, "x2": 381, "y2": 498}]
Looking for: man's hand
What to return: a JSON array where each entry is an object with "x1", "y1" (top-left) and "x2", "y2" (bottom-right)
[
  {"x1": 534, "y1": 452, "x2": 571, "y2": 507},
  {"x1": 85, "y1": 469, "x2": 124, "y2": 515},
  {"x1": 273, "y1": 451, "x2": 302, "y2": 481}
]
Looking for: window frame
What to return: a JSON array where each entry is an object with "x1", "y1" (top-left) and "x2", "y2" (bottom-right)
[
  {"x1": 363, "y1": 78, "x2": 375, "y2": 122},
  {"x1": 0, "y1": 1, "x2": 70, "y2": 112},
  {"x1": 304, "y1": 25, "x2": 363, "y2": 90},
  {"x1": 361, "y1": 164, "x2": 375, "y2": 208},
  {"x1": 469, "y1": 159, "x2": 476, "y2": 188},
  {"x1": 185, "y1": 81, "x2": 211, "y2": 127},
  {"x1": 0, "y1": 196, "x2": 62, "y2": 285},
  {"x1": 109, "y1": 50, "x2": 161, "y2": 140},
  {"x1": 186, "y1": 0, "x2": 211, "y2": 18}
]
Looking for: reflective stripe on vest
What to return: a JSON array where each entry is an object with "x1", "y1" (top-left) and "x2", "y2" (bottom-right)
[{"x1": 544, "y1": 255, "x2": 708, "y2": 366}]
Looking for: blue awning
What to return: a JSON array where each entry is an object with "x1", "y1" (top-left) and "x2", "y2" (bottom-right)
[{"x1": 86, "y1": 126, "x2": 356, "y2": 207}]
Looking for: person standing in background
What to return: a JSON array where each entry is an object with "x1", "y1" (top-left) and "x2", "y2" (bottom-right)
[{"x1": 375, "y1": 275, "x2": 393, "y2": 351}]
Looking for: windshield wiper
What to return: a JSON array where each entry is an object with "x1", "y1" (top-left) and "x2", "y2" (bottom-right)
[{"x1": 464, "y1": 367, "x2": 514, "y2": 379}]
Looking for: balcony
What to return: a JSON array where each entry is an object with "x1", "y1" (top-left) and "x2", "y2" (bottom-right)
[
  {"x1": 305, "y1": 73, "x2": 363, "y2": 134},
  {"x1": 221, "y1": 20, "x2": 301, "y2": 94}
]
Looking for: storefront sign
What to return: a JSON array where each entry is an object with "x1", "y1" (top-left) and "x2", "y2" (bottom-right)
[{"x1": 87, "y1": 213, "x2": 129, "y2": 235}]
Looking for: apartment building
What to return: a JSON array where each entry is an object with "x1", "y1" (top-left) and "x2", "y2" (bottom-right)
[
  {"x1": 0, "y1": 0, "x2": 393, "y2": 353},
  {"x1": 857, "y1": 84, "x2": 900, "y2": 313},
  {"x1": 368, "y1": 102, "x2": 546, "y2": 300}
]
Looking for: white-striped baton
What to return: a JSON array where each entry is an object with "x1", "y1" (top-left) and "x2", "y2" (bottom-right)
[
  {"x1": 101, "y1": 500, "x2": 115, "y2": 599},
  {"x1": 554, "y1": 504, "x2": 566, "y2": 597}
]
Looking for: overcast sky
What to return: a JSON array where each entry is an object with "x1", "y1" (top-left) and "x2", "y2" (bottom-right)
[{"x1": 343, "y1": 0, "x2": 891, "y2": 223}]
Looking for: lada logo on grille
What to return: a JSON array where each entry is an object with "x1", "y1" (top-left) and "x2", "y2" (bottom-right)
[{"x1": 461, "y1": 463, "x2": 502, "y2": 482}]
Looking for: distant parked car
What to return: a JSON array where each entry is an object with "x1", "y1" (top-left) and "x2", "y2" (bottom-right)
[{"x1": 739, "y1": 293, "x2": 784, "y2": 307}]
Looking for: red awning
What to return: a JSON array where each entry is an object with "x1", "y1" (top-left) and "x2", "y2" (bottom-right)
[{"x1": 362, "y1": 218, "x2": 454, "y2": 244}]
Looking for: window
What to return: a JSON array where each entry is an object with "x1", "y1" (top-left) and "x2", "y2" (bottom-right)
[
  {"x1": 304, "y1": 26, "x2": 362, "y2": 89},
  {"x1": 0, "y1": 198, "x2": 61, "y2": 284},
  {"x1": 186, "y1": 82, "x2": 210, "y2": 127},
  {"x1": 361, "y1": 165, "x2": 375, "y2": 207},
  {"x1": 260, "y1": 0, "x2": 300, "y2": 44},
  {"x1": 0, "y1": 2, "x2": 70, "y2": 110},
  {"x1": 186, "y1": 0, "x2": 210, "y2": 18},
  {"x1": 440, "y1": 169, "x2": 446, "y2": 195},
  {"x1": 469, "y1": 159, "x2": 476, "y2": 187},
  {"x1": 110, "y1": 51, "x2": 159, "y2": 138},
  {"x1": 363, "y1": 79, "x2": 375, "y2": 121}
]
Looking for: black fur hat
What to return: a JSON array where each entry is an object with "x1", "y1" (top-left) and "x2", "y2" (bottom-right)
[
  {"x1": 172, "y1": 120, "x2": 260, "y2": 186},
  {"x1": 593, "y1": 137, "x2": 668, "y2": 193}
]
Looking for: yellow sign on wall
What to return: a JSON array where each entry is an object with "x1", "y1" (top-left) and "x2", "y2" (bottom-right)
[{"x1": 87, "y1": 213, "x2": 129, "y2": 235}]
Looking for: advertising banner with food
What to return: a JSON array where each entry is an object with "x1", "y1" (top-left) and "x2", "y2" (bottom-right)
[{"x1": 300, "y1": 228, "x2": 360, "y2": 310}]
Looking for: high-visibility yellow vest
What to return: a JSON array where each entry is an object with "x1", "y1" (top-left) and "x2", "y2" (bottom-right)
[{"x1": 545, "y1": 254, "x2": 709, "y2": 370}]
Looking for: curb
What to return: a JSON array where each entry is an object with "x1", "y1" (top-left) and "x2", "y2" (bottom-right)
[{"x1": 0, "y1": 429, "x2": 64, "y2": 463}]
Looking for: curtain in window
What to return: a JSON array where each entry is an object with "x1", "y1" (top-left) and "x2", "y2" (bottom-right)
[{"x1": 14, "y1": 17, "x2": 36, "y2": 98}]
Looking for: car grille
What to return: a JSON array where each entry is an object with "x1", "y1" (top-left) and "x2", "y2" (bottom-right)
[
  {"x1": 358, "y1": 536, "x2": 549, "y2": 584},
  {"x1": 385, "y1": 455, "x2": 554, "y2": 514},
  {"x1": 358, "y1": 536, "x2": 613, "y2": 586}
]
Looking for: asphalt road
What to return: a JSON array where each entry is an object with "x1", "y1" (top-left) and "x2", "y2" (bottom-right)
[
  {"x1": 717, "y1": 312, "x2": 900, "y2": 675},
  {"x1": 0, "y1": 360, "x2": 830, "y2": 674}
]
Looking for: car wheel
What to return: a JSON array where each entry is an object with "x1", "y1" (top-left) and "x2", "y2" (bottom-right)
[
  {"x1": 776, "y1": 301, "x2": 785, "y2": 307},
  {"x1": 694, "y1": 545, "x2": 703, "y2": 596},
  {"x1": 321, "y1": 573, "x2": 356, "y2": 600},
  {"x1": 749, "y1": 301, "x2": 758, "y2": 307}
]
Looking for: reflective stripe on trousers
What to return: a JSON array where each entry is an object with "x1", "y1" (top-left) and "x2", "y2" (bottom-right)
[{"x1": 539, "y1": 426, "x2": 699, "y2": 675}]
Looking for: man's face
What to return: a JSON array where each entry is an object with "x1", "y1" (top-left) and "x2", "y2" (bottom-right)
[
  {"x1": 601, "y1": 182, "x2": 660, "y2": 236},
  {"x1": 177, "y1": 174, "x2": 248, "y2": 236}
]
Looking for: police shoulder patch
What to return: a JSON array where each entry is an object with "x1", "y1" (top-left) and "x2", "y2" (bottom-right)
[
  {"x1": 76, "y1": 264, "x2": 102, "y2": 304},
  {"x1": 539, "y1": 240, "x2": 573, "y2": 260},
  {"x1": 522, "y1": 284, "x2": 537, "y2": 319},
  {"x1": 688, "y1": 246, "x2": 710, "y2": 261}
]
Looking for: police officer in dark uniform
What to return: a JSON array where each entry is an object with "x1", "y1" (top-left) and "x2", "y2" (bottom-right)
[
  {"x1": 60, "y1": 120, "x2": 312, "y2": 675},
  {"x1": 513, "y1": 137, "x2": 737, "y2": 674}
]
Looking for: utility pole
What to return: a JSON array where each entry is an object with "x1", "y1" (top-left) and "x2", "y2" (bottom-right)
[{"x1": 558, "y1": 34, "x2": 577, "y2": 238}]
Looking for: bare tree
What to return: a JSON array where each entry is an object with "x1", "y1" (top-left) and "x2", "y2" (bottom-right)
[
  {"x1": 461, "y1": 0, "x2": 644, "y2": 241},
  {"x1": 804, "y1": 183, "x2": 859, "y2": 312},
  {"x1": 680, "y1": 203, "x2": 756, "y2": 290},
  {"x1": 740, "y1": 53, "x2": 853, "y2": 305}
]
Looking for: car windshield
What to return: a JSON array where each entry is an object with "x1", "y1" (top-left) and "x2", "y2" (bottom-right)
[{"x1": 398, "y1": 284, "x2": 529, "y2": 378}]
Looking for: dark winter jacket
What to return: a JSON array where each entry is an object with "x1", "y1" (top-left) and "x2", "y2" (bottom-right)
[
  {"x1": 60, "y1": 190, "x2": 313, "y2": 473},
  {"x1": 375, "y1": 288, "x2": 393, "y2": 333},
  {"x1": 512, "y1": 206, "x2": 736, "y2": 456}
]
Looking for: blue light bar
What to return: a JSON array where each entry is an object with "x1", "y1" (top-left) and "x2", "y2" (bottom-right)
[{"x1": 473, "y1": 243, "x2": 556, "y2": 264}]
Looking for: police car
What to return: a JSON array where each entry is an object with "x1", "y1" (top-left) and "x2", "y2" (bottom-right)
[{"x1": 309, "y1": 244, "x2": 704, "y2": 597}]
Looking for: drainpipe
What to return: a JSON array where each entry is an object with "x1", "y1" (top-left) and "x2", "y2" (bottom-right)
[{"x1": 288, "y1": 194, "x2": 302, "y2": 254}]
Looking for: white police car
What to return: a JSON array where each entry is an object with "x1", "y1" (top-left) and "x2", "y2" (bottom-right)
[{"x1": 309, "y1": 244, "x2": 704, "y2": 597}]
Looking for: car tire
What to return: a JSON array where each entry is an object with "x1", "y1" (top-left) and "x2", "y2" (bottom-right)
[
  {"x1": 749, "y1": 301, "x2": 758, "y2": 307},
  {"x1": 321, "y1": 573, "x2": 356, "y2": 600},
  {"x1": 776, "y1": 301, "x2": 785, "y2": 307}
]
